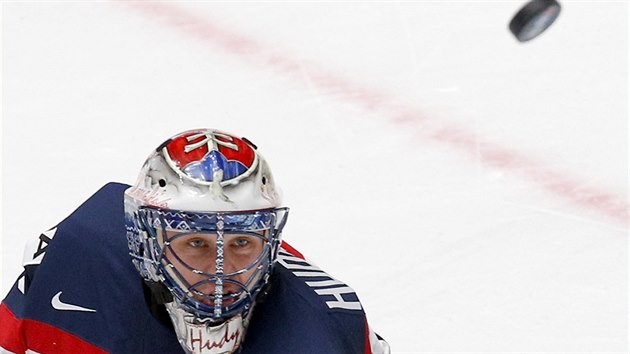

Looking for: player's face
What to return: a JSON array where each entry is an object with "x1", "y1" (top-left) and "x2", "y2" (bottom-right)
[{"x1": 163, "y1": 230, "x2": 266, "y2": 305}]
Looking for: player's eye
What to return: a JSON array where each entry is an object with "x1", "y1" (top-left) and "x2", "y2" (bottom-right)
[
  {"x1": 188, "y1": 239, "x2": 206, "y2": 248},
  {"x1": 233, "y1": 238, "x2": 249, "y2": 248}
]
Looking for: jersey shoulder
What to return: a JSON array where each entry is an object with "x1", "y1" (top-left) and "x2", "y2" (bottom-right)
[
  {"x1": 1, "y1": 182, "x2": 183, "y2": 354},
  {"x1": 276, "y1": 242, "x2": 365, "y2": 313},
  {"x1": 241, "y1": 242, "x2": 369, "y2": 354}
]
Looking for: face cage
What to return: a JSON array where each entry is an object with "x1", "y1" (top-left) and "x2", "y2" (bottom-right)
[{"x1": 138, "y1": 206, "x2": 289, "y2": 322}]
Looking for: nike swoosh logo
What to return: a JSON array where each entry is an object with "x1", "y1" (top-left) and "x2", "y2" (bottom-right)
[{"x1": 51, "y1": 291, "x2": 97, "y2": 313}]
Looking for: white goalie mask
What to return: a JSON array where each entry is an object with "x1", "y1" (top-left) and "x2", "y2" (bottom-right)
[{"x1": 124, "y1": 129, "x2": 289, "y2": 354}]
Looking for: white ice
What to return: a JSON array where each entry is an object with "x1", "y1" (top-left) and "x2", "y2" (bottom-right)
[{"x1": 2, "y1": 2, "x2": 627, "y2": 353}]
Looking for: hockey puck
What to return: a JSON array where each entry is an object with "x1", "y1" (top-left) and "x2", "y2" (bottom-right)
[{"x1": 509, "y1": 0, "x2": 561, "y2": 42}]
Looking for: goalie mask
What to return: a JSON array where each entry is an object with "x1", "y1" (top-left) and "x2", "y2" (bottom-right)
[{"x1": 124, "y1": 129, "x2": 289, "y2": 354}]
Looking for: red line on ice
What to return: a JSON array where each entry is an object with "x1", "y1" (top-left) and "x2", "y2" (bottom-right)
[{"x1": 120, "y1": 2, "x2": 628, "y2": 229}]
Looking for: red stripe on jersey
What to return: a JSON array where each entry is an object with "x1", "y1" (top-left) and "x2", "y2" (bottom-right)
[
  {"x1": 364, "y1": 318, "x2": 372, "y2": 354},
  {"x1": 0, "y1": 302, "x2": 26, "y2": 353},
  {"x1": 280, "y1": 241, "x2": 305, "y2": 259},
  {"x1": 0, "y1": 302, "x2": 107, "y2": 354}
]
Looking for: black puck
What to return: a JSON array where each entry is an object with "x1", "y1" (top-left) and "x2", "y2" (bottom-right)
[{"x1": 509, "y1": 0, "x2": 561, "y2": 42}]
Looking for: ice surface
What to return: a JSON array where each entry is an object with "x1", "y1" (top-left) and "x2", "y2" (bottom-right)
[{"x1": 2, "y1": 2, "x2": 627, "y2": 352}]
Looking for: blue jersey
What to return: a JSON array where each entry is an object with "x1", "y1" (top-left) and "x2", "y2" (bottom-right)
[{"x1": 0, "y1": 183, "x2": 381, "y2": 354}]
